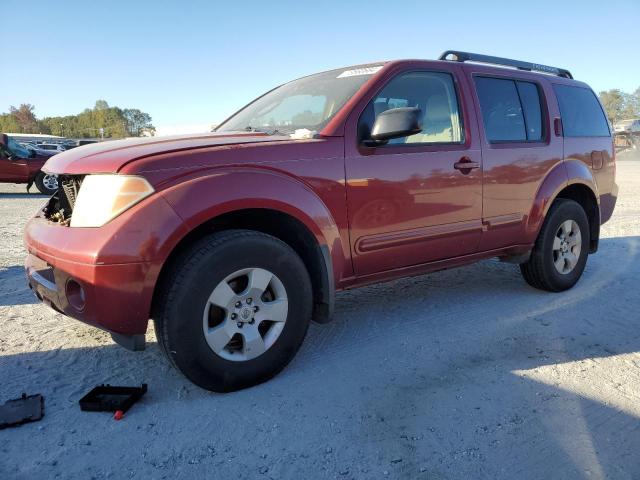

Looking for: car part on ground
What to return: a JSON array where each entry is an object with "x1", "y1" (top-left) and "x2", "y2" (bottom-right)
[
  {"x1": 0, "y1": 393, "x2": 44, "y2": 429},
  {"x1": 79, "y1": 384, "x2": 147, "y2": 419}
]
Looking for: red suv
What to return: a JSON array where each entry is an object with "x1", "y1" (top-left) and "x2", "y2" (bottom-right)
[{"x1": 24, "y1": 51, "x2": 617, "y2": 392}]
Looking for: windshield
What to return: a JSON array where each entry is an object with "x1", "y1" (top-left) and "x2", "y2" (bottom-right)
[
  {"x1": 7, "y1": 137, "x2": 31, "y2": 158},
  {"x1": 217, "y1": 65, "x2": 384, "y2": 134}
]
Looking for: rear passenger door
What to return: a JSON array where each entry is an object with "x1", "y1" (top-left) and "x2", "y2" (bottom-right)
[
  {"x1": 345, "y1": 66, "x2": 483, "y2": 276},
  {"x1": 470, "y1": 73, "x2": 563, "y2": 251}
]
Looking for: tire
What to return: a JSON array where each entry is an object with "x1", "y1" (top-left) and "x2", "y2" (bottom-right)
[
  {"x1": 520, "y1": 199, "x2": 590, "y2": 292},
  {"x1": 154, "y1": 230, "x2": 312, "y2": 392},
  {"x1": 34, "y1": 171, "x2": 58, "y2": 195}
]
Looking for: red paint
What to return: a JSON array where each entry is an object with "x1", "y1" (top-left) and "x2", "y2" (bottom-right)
[
  {"x1": 0, "y1": 150, "x2": 47, "y2": 184},
  {"x1": 24, "y1": 58, "x2": 618, "y2": 338}
]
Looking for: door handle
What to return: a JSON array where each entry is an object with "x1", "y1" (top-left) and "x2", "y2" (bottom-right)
[{"x1": 454, "y1": 158, "x2": 480, "y2": 173}]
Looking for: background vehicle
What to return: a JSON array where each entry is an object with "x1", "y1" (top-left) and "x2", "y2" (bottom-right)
[
  {"x1": 21, "y1": 142, "x2": 58, "y2": 157},
  {"x1": 613, "y1": 119, "x2": 640, "y2": 133},
  {"x1": 0, "y1": 134, "x2": 59, "y2": 194},
  {"x1": 37, "y1": 143, "x2": 67, "y2": 152},
  {"x1": 25, "y1": 51, "x2": 617, "y2": 392},
  {"x1": 76, "y1": 139, "x2": 98, "y2": 147}
]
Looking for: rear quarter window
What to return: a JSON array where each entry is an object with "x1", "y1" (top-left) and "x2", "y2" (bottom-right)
[{"x1": 553, "y1": 85, "x2": 610, "y2": 137}]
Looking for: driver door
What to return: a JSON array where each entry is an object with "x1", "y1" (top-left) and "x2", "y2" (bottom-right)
[
  {"x1": 344, "y1": 66, "x2": 483, "y2": 276},
  {"x1": 0, "y1": 143, "x2": 29, "y2": 182}
]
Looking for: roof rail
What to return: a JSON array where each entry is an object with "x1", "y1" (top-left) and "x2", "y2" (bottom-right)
[{"x1": 439, "y1": 50, "x2": 573, "y2": 79}]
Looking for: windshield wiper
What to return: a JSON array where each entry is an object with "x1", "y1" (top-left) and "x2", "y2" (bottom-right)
[{"x1": 242, "y1": 126, "x2": 290, "y2": 135}]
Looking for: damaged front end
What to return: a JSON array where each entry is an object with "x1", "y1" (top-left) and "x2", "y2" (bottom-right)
[{"x1": 42, "y1": 175, "x2": 84, "y2": 225}]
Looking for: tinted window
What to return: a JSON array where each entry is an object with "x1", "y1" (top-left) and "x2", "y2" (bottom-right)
[
  {"x1": 554, "y1": 85, "x2": 610, "y2": 137},
  {"x1": 516, "y1": 81, "x2": 543, "y2": 141},
  {"x1": 359, "y1": 71, "x2": 463, "y2": 144},
  {"x1": 474, "y1": 77, "x2": 526, "y2": 142}
]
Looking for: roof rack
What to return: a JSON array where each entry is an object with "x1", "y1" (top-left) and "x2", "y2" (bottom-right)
[{"x1": 439, "y1": 50, "x2": 573, "y2": 79}]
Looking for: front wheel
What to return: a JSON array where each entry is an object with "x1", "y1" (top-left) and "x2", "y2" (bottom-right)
[
  {"x1": 520, "y1": 199, "x2": 590, "y2": 292},
  {"x1": 34, "y1": 171, "x2": 58, "y2": 195},
  {"x1": 154, "y1": 230, "x2": 312, "y2": 392}
]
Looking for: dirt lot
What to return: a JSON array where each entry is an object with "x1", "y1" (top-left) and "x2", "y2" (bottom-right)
[{"x1": 1, "y1": 152, "x2": 639, "y2": 479}]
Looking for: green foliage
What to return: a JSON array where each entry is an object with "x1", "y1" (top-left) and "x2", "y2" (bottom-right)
[
  {"x1": 599, "y1": 88, "x2": 640, "y2": 124},
  {"x1": 122, "y1": 109, "x2": 154, "y2": 136},
  {"x1": 94, "y1": 99, "x2": 110, "y2": 111},
  {"x1": 9, "y1": 104, "x2": 39, "y2": 133},
  {"x1": 0, "y1": 101, "x2": 154, "y2": 139},
  {"x1": 0, "y1": 112, "x2": 21, "y2": 133}
]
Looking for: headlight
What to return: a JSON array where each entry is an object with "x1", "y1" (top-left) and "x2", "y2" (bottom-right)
[{"x1": 70, "y1": 175, "x2": 154, "y2": 228}]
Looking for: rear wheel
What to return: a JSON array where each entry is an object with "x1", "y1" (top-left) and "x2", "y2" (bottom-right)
[
  {"x1": 520, "y1": 199, "x2": 590, "y2": 292},
  {"x1": 154, "y1": 230, "x2": 312, "y2": 392},
  {"x1": 34, "y1": 171, "x2": 58, "y2": 195}
]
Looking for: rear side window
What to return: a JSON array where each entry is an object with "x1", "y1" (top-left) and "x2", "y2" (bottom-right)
[
  {"x1": 554, "y1": 85, "x2": 610, "y2": 137},
  {"x1": 474, "y1": 77, "x2": 544, "y2": 142},
  {"x1": 516, "y1": 82, "x2": 543, "y2": 141}
]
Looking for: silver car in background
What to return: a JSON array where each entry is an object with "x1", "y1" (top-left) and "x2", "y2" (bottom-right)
[{"x1": 614, "y1": 119, "x2": 640, "y2": 134}]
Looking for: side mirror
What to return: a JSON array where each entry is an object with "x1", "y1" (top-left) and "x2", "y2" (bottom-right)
[{"x1": 369, "y1": 107, "x2": 423, "y2": 144}]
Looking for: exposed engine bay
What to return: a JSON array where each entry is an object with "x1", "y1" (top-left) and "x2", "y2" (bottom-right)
[{"x1": 43, "y1": 175, "x2": 84, "y2": 225}]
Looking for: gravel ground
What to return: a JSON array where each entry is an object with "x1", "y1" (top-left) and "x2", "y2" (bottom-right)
[{"x1": 1, "y1": 151, "x2": 639, "y2": 479}]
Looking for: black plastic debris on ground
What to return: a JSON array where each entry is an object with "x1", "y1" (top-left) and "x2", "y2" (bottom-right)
[
  {"x1": 79, "y1": 384, "x2": 147, "y2": 414},
  {"x1": 0, "y1": 393, "x2": 44, "y2": 429}
]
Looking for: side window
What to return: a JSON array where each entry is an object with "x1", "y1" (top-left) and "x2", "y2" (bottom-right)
[
  {"x1": 474, "y1": 77, "x2": 544, "y2": 142},
  {"x1": 474, "y1": 77, "x2": 526, "y2": 142},
  {"x1": 553, "y1": 85, "x2": 610, "y2": 137},
  {"x1": 6, "y1": 137, "x2": 30, "y2": 158},
  {"x1": 358, "y1": 71, "x2": 463, "y2": 145},
  {"x1": 516, "y1": 81, "x2": 543, "y2": 141}
]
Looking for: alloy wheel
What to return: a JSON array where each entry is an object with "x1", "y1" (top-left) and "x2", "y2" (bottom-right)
[
  {"x1": 202, "y1": 267, "x2": 288, "y2": 361},
  {"x1": 43, "y1": 174, "x2": 58, "y2": 191},
  {"x1": 552, "y1": 220, "x2": 582, "y2": 274}
]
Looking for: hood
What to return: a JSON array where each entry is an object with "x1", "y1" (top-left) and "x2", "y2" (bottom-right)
[{"x1": 43, "y1": 132, "x2": 290, "y2": 175}]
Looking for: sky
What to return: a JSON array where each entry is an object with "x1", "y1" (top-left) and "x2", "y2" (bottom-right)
[{"x1": 2, "y1": 0, "x2": 639, "y2": 133}]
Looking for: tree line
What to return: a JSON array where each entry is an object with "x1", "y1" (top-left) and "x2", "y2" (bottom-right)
[
  {"x1": 599, "y1": 87, "x2": 640, "y2": 125},
  {"x1": 0, "y1": 100, "x2": 155, "y2": 138}
]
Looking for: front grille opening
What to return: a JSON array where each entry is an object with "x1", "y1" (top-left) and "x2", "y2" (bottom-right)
[{"x1": 43, "y1": 175, "x2": 84, "y2": 225}]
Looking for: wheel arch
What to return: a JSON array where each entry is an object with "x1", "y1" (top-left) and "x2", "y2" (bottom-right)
[
  {"x1": 554, "y1": 182, "x2": 600, "y2": 253},
  {"x1": 152, "y1": 170, "x2": 346, "y2": 324},
  {"x1": 152, "y1": 208, "x2": 335, "y2": 324},
  {"x1": 527, "y1": 160, "x2": 600, "y2": 253}
]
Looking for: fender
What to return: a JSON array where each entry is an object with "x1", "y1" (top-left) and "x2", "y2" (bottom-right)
[
  {"x1": 525, "y1": 159, "x2": 598, "y2": 242},
  {"x1": 157, "y1": 167, "x2": 347, "y2": 286}
]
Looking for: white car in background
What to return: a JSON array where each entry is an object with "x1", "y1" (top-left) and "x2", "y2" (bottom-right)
[{"x1": 614, "y1": 119, "x2": 640, "y2": 134}]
